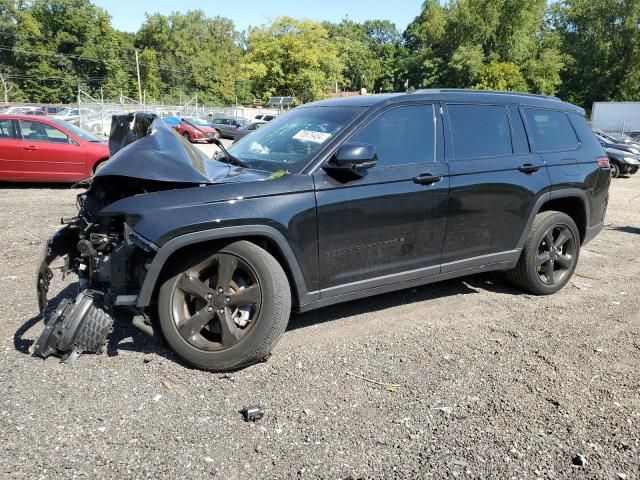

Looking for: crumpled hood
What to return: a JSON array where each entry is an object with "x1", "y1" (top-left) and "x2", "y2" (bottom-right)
[{"x1": 95, "y1": 112, "x2": 227, "y2": 184}]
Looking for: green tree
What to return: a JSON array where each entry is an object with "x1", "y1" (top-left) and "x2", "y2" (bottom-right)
[
  {"x1": 474, "y1": 61, "x2": 528, "y2": 91},
  {"x1": 7, "y1": 0, "x2": 131, "y2": 102},
  {"x1": 551, "y1": 0, "x2": 640, "y2": 106},
  {"x1": 324, "y1": 19, "x2": 380, "y2": 92},
  {"x1": 244, "y1": 17, "x2": 343, "y2": 103},
  {"x1": 136, "y1": 11, "x2": 242, "y2": 104},
  {"x1": 404, "y1": 0, "x2": 564, "y2": 95},
  {"x1": 362, "y1": 20, "x2": 403, "y2": 92}
]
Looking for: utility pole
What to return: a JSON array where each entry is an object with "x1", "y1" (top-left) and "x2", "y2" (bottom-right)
[
  {"x1": 135, "y1": 48, "x2": 143, "y2": 104},
  {"x1": 0, "y1": 72, "x2": 11, "y2": 104}
]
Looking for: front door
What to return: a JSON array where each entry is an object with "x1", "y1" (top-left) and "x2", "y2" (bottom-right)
[
  {"x1": 0, "y1": 118, "x2": 24, "y2": 181},
  {"x1": 17, "y1": 119, "x2": 86, "y2": 181},
  {"x1": 314, "y1": 103, "x2": 449, "y2": 298}
]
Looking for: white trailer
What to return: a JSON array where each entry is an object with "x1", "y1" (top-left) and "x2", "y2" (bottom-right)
[{"x1": 591, "y1": 102, "x2": 640, "y2": 134}]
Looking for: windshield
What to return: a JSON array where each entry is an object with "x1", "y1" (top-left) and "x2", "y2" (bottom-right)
[
  {"x1": 52, "y1": 119, "x2": 103, "y2": 142},
  {"x1": 227, "y1": 106, "x2": 364, "y2": 173}
]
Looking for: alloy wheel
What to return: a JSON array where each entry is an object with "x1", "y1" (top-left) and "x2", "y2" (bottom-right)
[
  {"x1": 170, "y1": 253, "x2": 262, "y2": 351},
  {"x1": 536, "y1": 224, "x2": 577, "y2": 286}
]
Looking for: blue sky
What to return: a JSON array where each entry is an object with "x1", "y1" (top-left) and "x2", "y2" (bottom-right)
[{"x1": 92, "y1": 0, "x2": 423, "y2": 33}]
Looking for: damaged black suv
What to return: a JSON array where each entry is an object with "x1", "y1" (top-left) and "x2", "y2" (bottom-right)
[{"x1": 35, "y1": 90, "x2": 610, "y2": 371}]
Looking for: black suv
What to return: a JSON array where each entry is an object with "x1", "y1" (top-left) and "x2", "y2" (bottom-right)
[{"x1": 35, "y1": 90, "x2": 610, "y2": 371}]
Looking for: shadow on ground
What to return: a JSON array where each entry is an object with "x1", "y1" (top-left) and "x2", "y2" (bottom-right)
[
  {"x1": 608, "y1": 225, "x2": 640, "y2": 235},
  {"x1": 289, "y1": 272, "x2": 522, "y2": 331},
  {"x1": 13, "y1": 272, "x2": 522, "y2": 366}
]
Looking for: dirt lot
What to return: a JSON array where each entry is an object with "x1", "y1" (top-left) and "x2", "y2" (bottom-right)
[{"x1": 0, "y1": 169, "x2": 638, "y2": 479}]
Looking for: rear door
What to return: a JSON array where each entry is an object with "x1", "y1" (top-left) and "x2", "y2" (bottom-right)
[
  {"x1": 17, "y1": 119, "x2": 86, "y2": 181},
  {"x1": 440, "y1": 103, "x2": 550, "y2": 270},
  {"x1": 0, "y1": 118, "x2": 24, "y2": 180},
  {"x1": 314, "y1": 102, "x2": 449, "y2": 296}
]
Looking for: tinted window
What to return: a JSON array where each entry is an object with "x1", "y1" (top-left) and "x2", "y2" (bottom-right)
[
  {"x1": 448, "y1": 105, "x2": 512, "y2": 160},
  {"x1": 348, "y1": 105, "x2": 436, "y2": 167},
  {"x1": 523, "y1": 108, "x2": 579, "y2": 152},
  {"x1": 0, "y1": 119, "x2": 16, "y2": 139},
  {"x1": 19, "y1": 120, "x2": 70, "y2": 143}
]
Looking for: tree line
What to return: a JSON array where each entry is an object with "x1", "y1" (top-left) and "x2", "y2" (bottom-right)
[{"x1": 0, "y1": 0, "x2": 639, "y2": 109}]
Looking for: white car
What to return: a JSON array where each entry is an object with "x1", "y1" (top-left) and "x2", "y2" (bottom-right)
[
  {"x1": 1, "y1": 105, "x2": 47, "y2": 115},
  {"x1": 54, "y1": 108, "x2": 98, "y2": 125}
]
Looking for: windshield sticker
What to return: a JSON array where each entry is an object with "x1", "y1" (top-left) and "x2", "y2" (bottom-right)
[{"x1": 293, "y1": 129, "x2": 332, "y2": 144}]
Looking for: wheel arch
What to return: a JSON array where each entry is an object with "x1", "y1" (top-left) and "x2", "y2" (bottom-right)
[
  {"x1": 92, "y1": 157, "x2": 110, "y2": 173},
  {"x1": 518, "y1": 190, "x2": 590, "y2": 248},
  {"x1": 136, "y1": 226, "x2": 314, "y2": 309}
]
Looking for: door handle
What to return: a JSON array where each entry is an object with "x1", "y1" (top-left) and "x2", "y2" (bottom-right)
[
  {"x1": 412, "y1": 173, "x2": 442, "y2": 185},
  {"x1": 518, "y1": 164, "x2": 540, "y2": 174},
  {"x1": 23, "y1": 145, "x2": 38, "y2": 151}
]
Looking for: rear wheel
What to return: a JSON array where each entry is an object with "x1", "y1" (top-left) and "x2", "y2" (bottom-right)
[
  {"x1": 182, "y1": 132, "x2": 191, "y2": 143},
  {"x1": 157, "y1": 241, "x2": 291, "y2": 371},
  {"x1": 507, "y1": 211, "x2": 580, "y2": 295}
]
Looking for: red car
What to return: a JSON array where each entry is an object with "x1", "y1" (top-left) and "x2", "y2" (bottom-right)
[
  {"x1": 170, "y1": 117, "x2": 219, "y2": 143},
  {"x1": 0, "y1": 115, "x2": 109, "y2": 182}
]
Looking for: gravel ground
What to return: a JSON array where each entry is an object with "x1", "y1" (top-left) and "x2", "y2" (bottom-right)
[{"x1": 0, "y1": 168, "x2": 638, "y2": 479}]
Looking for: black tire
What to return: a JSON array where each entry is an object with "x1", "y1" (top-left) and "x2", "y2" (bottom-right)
[
  {"x1": 507, "y1": 211, "x2": 580, "y2": 295},
  {"x1": 610, "y1": 161, "x2": 620, "y2": 178},
  {"x1": 158, "y1": 240, "x2": 291, "y2": 371},
  {"x1": 182, "y1": 132, "x2": 191, "y2": 143}
]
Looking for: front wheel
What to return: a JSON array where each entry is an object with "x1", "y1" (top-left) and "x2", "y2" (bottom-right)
[
  {"x1": 157, "y1": 241, "x2": 291, "y2": 371},
  {"x1": 507, "y1": 211, "x2": 580, "y2": 295}
]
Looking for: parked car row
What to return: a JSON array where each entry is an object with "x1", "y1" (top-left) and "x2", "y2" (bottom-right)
[{"x1": 593, "y1": 129, "x2": 640, "y2": 178}]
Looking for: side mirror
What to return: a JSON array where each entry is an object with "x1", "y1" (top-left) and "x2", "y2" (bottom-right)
[{"x1": 323, "y1": 143, "x2": 378, "y2": 175}]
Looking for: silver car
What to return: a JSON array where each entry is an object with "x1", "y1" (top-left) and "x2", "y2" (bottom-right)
[{"x1": 209, "y1": 116, "x2": 249, "y2": 139}]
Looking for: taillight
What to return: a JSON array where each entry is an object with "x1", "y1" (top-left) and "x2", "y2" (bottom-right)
[{"x1": 597, "y1": 156, "x2": 610, "y2": 168}]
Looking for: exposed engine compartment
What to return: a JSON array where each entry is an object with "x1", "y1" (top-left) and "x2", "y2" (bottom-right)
[
  {"x1": 34, "y1": 112, "x2": 212, "y2": 363},
  {"x1": 34, "y1": 179, "x2": 164, "y2": 362}
]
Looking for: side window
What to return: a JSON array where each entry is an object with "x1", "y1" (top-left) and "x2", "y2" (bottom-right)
[
  {"x1": 348, "y1": 104, "x2": 436, "y2": 167},
  {"x1": 447, "y1": 104, "x2": 513, "y2": 160},
  {"x1": 0, "y1": 119, "x2": 16, "y2": 139},
  {"x1": 19, "y1": 120, "x2": 70, "y2": 143},
  {"x1": 523, "y1": 108, "x2": 579, "y2": 152}
]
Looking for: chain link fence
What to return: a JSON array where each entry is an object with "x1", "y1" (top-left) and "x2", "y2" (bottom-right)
[{"x1": 7, "y1": 93, "x2": 280, "y2": 138}]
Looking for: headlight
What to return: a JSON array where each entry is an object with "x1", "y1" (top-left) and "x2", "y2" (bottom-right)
[
  {"x1": 623, "y1": 157, "x2": 640, "y2": 165},
  {"x1": 629, "y1": 148, "x2": 640, "y2": 155}
]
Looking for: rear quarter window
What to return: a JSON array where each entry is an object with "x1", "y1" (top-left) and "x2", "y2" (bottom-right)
[{"x1": 523, "y1": 108, "x2": 579, "y2": 152}]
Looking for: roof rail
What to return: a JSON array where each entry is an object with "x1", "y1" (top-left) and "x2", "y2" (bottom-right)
[{"x1": 411, "y1": 88, "x2": 562, "y2": 102}]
